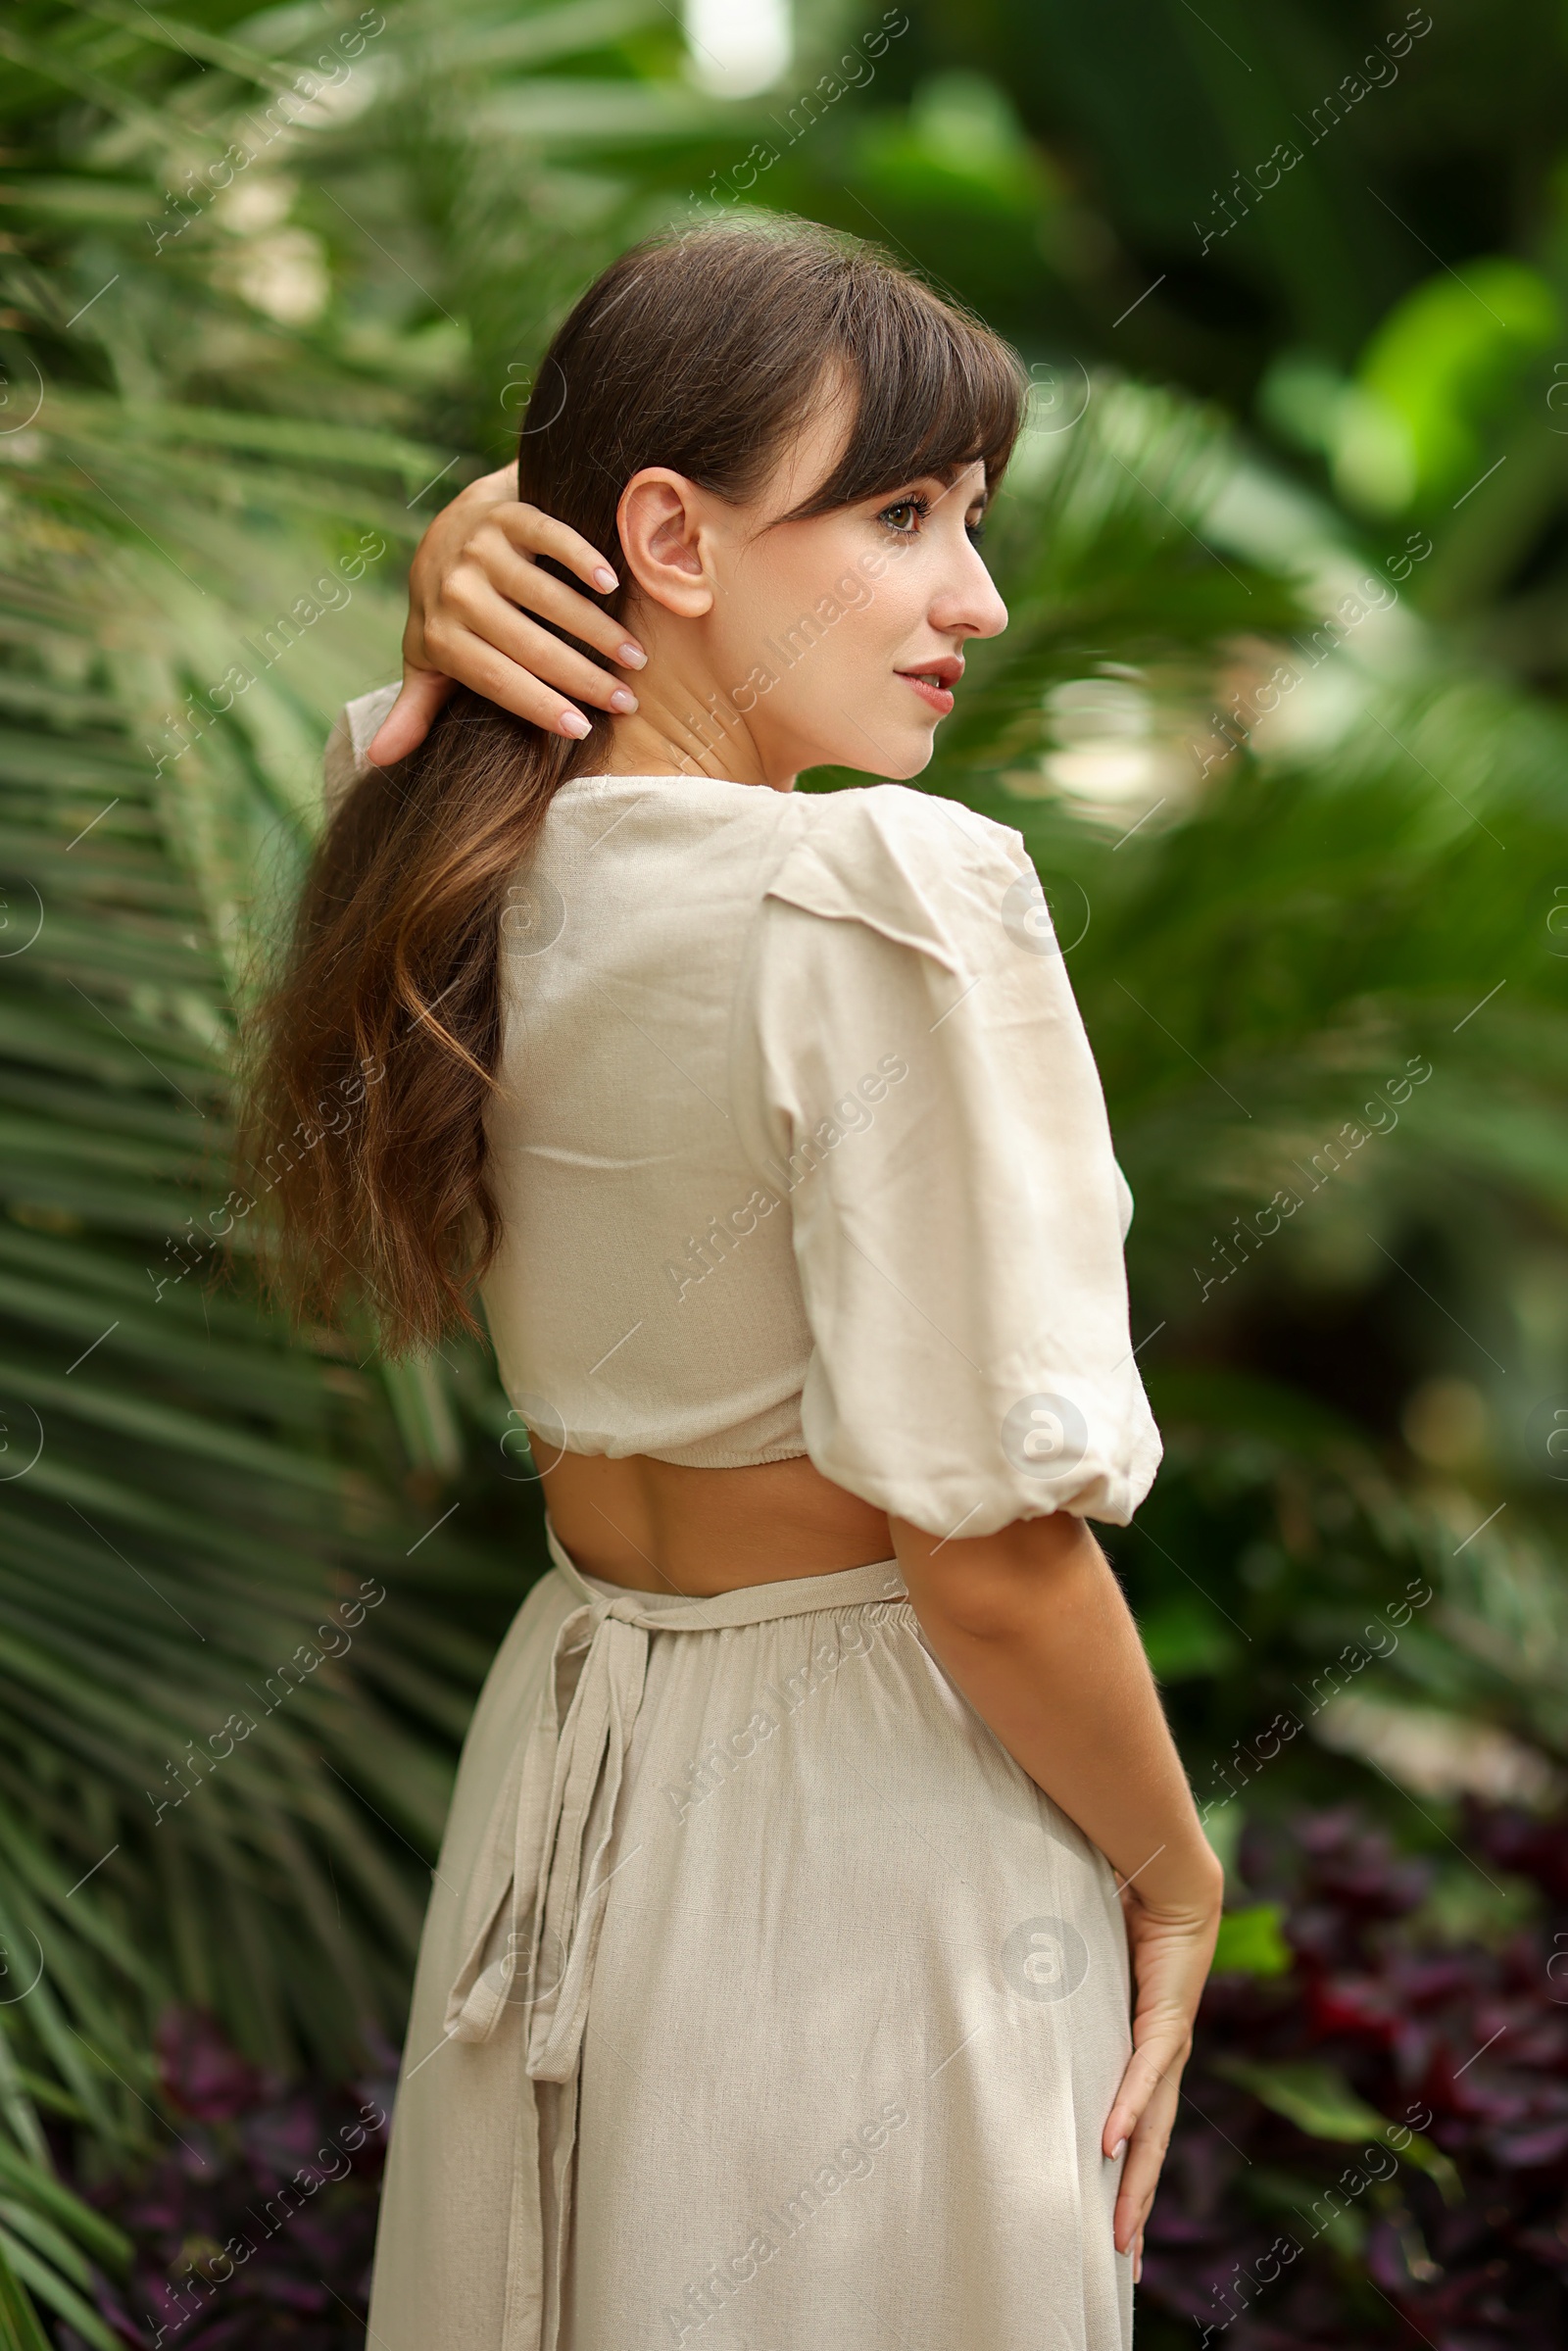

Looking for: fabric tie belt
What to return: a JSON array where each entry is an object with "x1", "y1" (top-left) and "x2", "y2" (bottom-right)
[{"x1": 440, "y1": 1520, "x2": 907, "y2": 2351}]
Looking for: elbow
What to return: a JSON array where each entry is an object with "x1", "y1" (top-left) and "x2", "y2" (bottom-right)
[
  {"x1": 895, "y1": 1509, "x2": 1102, "y2": 1642},
  {"x1": 921, "y1": 1577, "x2": 1036, "y2": 1644}
]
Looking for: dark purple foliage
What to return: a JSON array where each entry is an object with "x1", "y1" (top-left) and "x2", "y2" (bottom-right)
[
  {"x1": 59, "y1": 1806, "x2": 1568, "y2": 2350},
  {"x1": 1139, "y1": 1804, "x2": 1568, "y2": 2349},
  {"x1": 71, "y1": 2010, "x2": 398, "y2": 2351}
]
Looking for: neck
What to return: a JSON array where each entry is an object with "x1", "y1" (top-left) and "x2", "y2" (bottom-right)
[{"x1": 588, "y1": 629, "x2": 795, "y2": 790}]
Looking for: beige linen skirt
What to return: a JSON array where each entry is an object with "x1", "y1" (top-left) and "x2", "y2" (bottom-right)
[{"x1": 366, "y1": 1522, "x2": 1134, "y2": 2350}]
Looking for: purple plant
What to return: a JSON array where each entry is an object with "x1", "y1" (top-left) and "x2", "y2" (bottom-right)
[
  {"x1": 69, "y1": 2010, "x2": 398, "y2": 2351},
  {"x1": 65, "y1": 1806, "x2": 1568, "y2": 2351},
  {"x1": 1140, "y1": 1804, "x2": 1568, "y2": 2349}
]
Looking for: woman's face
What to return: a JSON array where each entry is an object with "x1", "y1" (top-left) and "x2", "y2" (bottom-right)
[{"x1": 611, "y1": 380, "x2": 1009, "y2": 790}]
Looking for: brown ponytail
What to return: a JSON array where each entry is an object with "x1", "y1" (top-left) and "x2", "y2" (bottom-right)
[{"x1": 239, "y1": 217, "x2": 1025, "y2": 1354}]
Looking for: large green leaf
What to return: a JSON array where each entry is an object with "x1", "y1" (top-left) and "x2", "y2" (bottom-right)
[
  {"x1": 1213, "y1": 2056, "x2": 1463, "y2": 2202},
  {"x1": 3, "y1": 3, "x2": 1567, "y2": 2343}
]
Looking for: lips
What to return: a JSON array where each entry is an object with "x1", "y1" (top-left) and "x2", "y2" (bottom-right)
[{"x1": 896, "y1": 656, "x2": 964, "y2": 718}]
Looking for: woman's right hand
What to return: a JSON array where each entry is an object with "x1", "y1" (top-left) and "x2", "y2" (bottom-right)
[{"x1": 366, "y1": 465, "x2": 648, "y2": 766}]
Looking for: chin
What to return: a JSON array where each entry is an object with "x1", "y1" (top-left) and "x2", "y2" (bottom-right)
[
  {"x1": 810, "y1": 723, "x2": 938, "y2": 782},
  {"x1": 884, "y1": 731, "x2": 939, "y2": 779},
  {"x1": 804, "y1": 714, "x2": 940, "y2": 780}
]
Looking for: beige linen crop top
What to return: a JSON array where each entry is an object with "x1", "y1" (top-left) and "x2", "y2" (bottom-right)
[{"x1": 327, "y1": 689, "x2": 1161, "y2": 1541}]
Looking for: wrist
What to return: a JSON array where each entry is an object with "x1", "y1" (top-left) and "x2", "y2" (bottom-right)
[
  {"x1": 469, "y1": 461, "x2": 518, "y2": 503},
  {"x1": 1124, "y1": 1843, "x2": 1225, "y2": 1925}
]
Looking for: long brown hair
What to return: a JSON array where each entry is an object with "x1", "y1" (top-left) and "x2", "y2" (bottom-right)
[{"x1": 240, "y1": 218, "x2": 1026, "y2": 1354}]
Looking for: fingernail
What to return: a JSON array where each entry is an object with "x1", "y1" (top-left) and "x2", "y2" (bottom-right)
[
  {"x1": 1111, "y1": 2138, "x2": 1126, "y2": 2162},
  {"x1": 617, "y1": 642, "x2": 647, "y2": 668},
  {"x1": 609, "y1": 688, "x2": 637, "y2": 713},
  {"x1": 593, "y1": 566, "x2": 617, "y2": 591},
  {"x1": 559, "y1": 710, "x2": 592, "y2": 739}
]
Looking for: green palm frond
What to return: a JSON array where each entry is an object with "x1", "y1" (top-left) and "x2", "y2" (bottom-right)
[
  {"x1": 3, "y1": 4, "x2": 1567, "y2": 2342},
  {"x1": 910, "y1": 374, "x2": 1568, "y2": 1784},
  {"x1": 0, "y1": 2131, "x2": 128, "y2": 2351},
  {"x1": 0, "y1": 562, "x2": 521, "y2": 2094},
  {"x1": 0, "y1": 19, "x2": 719, "y2": 2328}
]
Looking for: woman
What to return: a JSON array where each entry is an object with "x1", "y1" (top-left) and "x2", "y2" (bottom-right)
[{"x1": 247, "y1": 218, "x2": 1221, "y2": 2351}]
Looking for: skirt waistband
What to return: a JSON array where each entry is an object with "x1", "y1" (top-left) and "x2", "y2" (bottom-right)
[{"x1": 544, "y1": 1517, "x2": 908, "y2": 1624}]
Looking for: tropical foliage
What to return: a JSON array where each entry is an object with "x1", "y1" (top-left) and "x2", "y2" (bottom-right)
[
  {"x1": 0, "y1": 1, "x2": 1565, "y2": 2344},
  {"x1": 1144, "y1": 1800, "x2": 1568, "y2": 2348}
]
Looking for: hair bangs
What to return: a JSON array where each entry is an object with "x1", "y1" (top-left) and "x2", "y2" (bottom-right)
[
  {"x1": 787, "y1": 269, "x2": 1028, "y2": 521},
  {"x1": 245, "y1": 214, "x2": 1033, "y2": 1353}
]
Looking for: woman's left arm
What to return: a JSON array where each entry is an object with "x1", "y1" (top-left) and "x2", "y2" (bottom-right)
[
  {"x1": 894, "y1": 1509, "x2": 1223, "y2": 2284},
  {"x1": 737, "y1": 782, "x2": 1202, "y2": 2277}
]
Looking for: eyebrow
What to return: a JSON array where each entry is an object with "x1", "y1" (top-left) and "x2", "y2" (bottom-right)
[
  {"x1": 886, "y1": 467, "x2": 990, "y2": 507},
  {"x1": 929, "y1": 473, "x2": 991, "y2": 515}
]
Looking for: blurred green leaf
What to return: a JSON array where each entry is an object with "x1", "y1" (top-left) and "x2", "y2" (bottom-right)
[
  {"x1": 1214, "y1": 2056, "x2": 1463, "y2": 2201},
  {"x1": 1210, "y1": 1902, "x2": 1292, "y2": 1977}
]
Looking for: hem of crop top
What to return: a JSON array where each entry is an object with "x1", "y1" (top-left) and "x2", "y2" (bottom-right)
[
  {"x1": 543, "y1": 1437, "x2": 812, "y2": 1472},
  {"x1": 643, "y1": 1437, "x2": 810, "y2": 1472}
]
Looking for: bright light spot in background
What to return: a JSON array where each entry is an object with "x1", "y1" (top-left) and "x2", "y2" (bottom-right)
[
  {"x1": 1045, "y1": 676, "x2": 1153, "y2": 808},
  {"x1": 683, "y1": 0, "x2": 791, "y2": 97},
  {"x1": 1028, "y1": 673, "x2": 1196, "y2": 828}
]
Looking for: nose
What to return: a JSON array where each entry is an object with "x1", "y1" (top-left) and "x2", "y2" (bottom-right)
[{"x1": 931, "y1": 540, "x2": 1008, "y2": 645}]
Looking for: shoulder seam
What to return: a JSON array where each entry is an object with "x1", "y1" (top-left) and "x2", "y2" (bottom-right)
[{"x1": 761, "y1": 785, "x2": 1026, "y2": 981}]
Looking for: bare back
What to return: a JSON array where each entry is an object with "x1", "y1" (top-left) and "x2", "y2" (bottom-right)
[{"x1": 535, "y1": 1448, "x2": 893, "y2": 1594}]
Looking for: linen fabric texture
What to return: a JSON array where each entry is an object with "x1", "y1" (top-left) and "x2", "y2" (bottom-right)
[
  {"x1": 368, "y1": 1526, "x2": 1136, "y2": 2351},
  {"x1": 325, "y1": 687, "x2": 1160, "y2": 1541},
  {"x1": 324, "y1": 692, "x2": 1159, "y2": 2349}
]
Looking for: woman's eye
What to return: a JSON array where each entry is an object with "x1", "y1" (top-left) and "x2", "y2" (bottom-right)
[{"x1": 879, "y1": 499, "x2": 923, "y2": 533}]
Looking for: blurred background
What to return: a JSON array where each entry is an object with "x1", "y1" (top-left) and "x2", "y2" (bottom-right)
[{"x1": 2, "y1": 1, "x2": 1567, "y2": 2343}]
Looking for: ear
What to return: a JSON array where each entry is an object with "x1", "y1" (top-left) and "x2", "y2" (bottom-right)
[{"x1": 616, "y1": 468, "x2": 715, "y2": 618}]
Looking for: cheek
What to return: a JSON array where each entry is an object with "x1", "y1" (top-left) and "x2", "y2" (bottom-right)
[
  {"x1": 756, "y1": 594, "x2": 898, "y2": 723},
  {"x1": 738, "y1": 517, "x2": 906, "y2": 649},
  {"x1": 714, "y1": 522, "x2": 942, "y2": 774},
  {"x1": 715, "y1": 539, "x2": 816, "y2": 677}
]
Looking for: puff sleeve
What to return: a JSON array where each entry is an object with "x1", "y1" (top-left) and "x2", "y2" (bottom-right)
[
  {"x1": 732, "y1": 784, "x2": 1160, "y2": 1542},
  {"x1": 322, "y1": 682, "x2": 399, "y2": 816}
]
